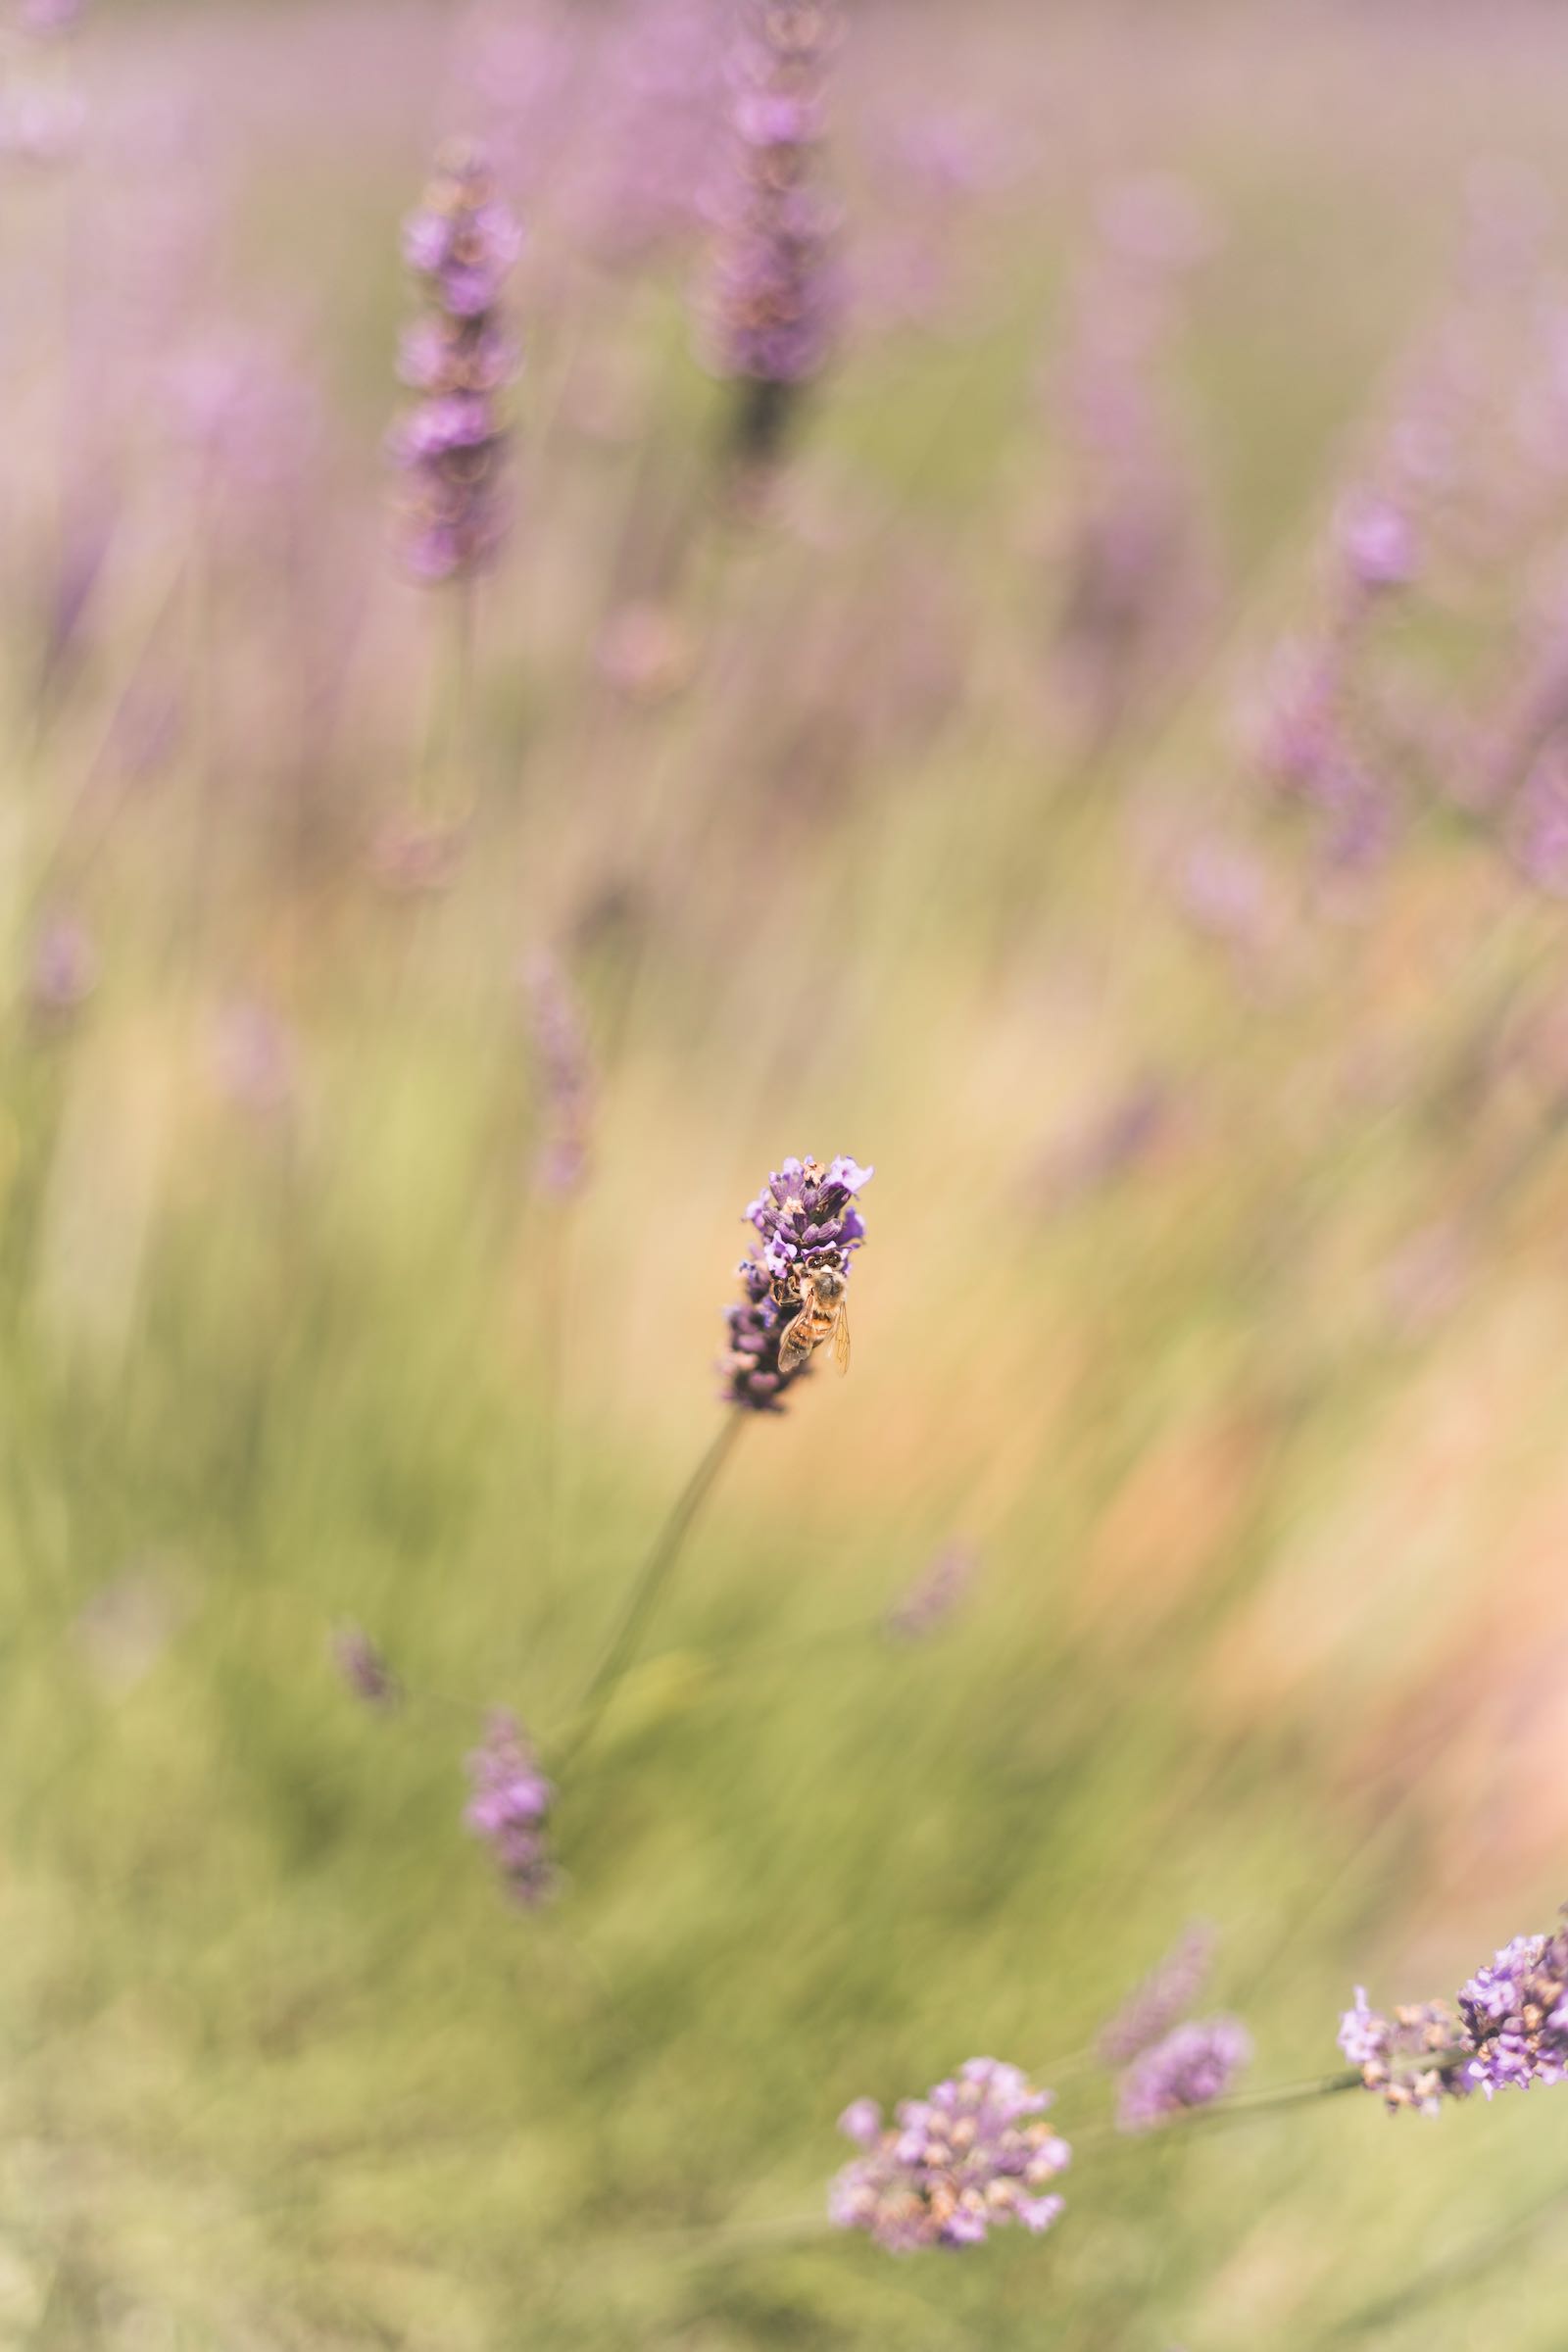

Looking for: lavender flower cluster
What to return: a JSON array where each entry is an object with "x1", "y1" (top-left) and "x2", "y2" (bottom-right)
[
  {"x1": 465, "y1": 1710, "x2": 557, "y2": 1907},
  {"x1": 706, "y1": 0, "x2": 842, "y2": 462},
  {"x1": 830, "y1": 2058, "x2": 1070, "y2": 2251},
  {"x1": 1340, "y1": 1913, "x2": 1568, "y2": 2112},
  {"x1": 720, "y1": 1153, "x2": 871, "y2": 1410},
  {"x1": 391, "y1": 141, "x2": 520, "y2": 584}
]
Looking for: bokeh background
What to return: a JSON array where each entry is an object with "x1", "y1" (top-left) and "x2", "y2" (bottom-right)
[{"x1": 6, "y1": 0, "x2": 1568, "y2": 2343}]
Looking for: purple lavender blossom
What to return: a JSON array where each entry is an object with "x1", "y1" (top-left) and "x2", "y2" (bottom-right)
[
  {"x1": 1115, "y1": 2016, "x2": 1251, "y2": 2132},
  {"x1": 331, "y1": 1624, "x2": 401, "y2": 1710},
  {"x1": 1098, "y1": 1923, "x2": 1215, "y2": 2066},
  {"x1": 1457, "y1": 1926, "x2": 1568, "y2": 2096},
  {"x1": 720, "y1": 1153, "x2": 871, "y2": 1411},
  {"x1": 829, "y1": 2057, "x2": 1070, "y2": 2252},
  {"x1": 21, "y1": 0, "x2": 83, "y2": 30},
  {"x1": 465, "y1": 1710, "x2": 557, "y2": 1907},
  {"x1": 704, "y1": 0, "x2": 842, "y2": 466},
  {"x1": 390, "y1": 141, "x2": 520, "y2": 584},
  {"x1": 1508, "y1": 747, "x2": 1568, "y2": 898},
  {"x1": 1335, "y1": 488, "x2": 1416, "y2": 594},
  {"x1": 26, "y1": 912, "x2": 97, "y2": 1024},
  {"x1": 524, "y1": 952, "x2": 594, "y2": 1198},
  {"x1": 1337, "y1": 1986, "x2": 1470, "y2": 2116},
  {"x1": 885, "y1": 1542, "x2": 977, "y2": 1641}
]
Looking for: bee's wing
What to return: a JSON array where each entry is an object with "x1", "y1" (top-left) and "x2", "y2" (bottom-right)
[
  {"x1": 832, "y1": 1299, "x2": 851, "y2": 1375},
  {"x1": 777, "y1": 1305, "x2": 808, "y2": 1372}
]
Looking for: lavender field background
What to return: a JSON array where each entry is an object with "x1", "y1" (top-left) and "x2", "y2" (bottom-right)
[{"x1": 9, "y1": 0, "x2": 1568, "y2": 2343}]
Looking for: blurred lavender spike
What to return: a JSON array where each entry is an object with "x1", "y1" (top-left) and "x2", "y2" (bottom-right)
[
  {"x1": 1098, "y1": 1921, "x2": 1216, "y2": 2066},
  {"x1": 26, "y1": 912, "x2": 97, "y2": 1027},
  {"x1": 465, "y1": 1710, "x2": 558, "y2": 1907},
  {"x1": 331, "y1": 1624, "x2": 402, "y2": 1711},
  {"x1": 389, "y1": 139, "x2": 520, "y2": 584},
  {"x1": 525, "y1": 952, "x2": 595, "y2": 1199},
  {"x1": 1115, "y1": 2015, "x2": 1251, "y2": 2131},
  {"x1": 885, "y1": 1541, "x2": 978, "y2": 1641},
  {"x1": 704, "y1": 0, "x2": 843, "y2": 474}
]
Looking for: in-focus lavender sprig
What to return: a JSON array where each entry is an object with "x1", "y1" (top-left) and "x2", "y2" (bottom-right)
[
  {"x1": 390, "y1": 139, "x2": 520, "y2": 584},
  {"x1": 1115, "y1": 2016, "x2": 1252, "y2": 2132},
  {"x1": 1338, "y1": 1909, "x2": 1568, "y2": 2114},
  {"x1": 721, "y1": 1152, "x2": 872, "y2": 1411},
  {"x1": 465, "y1": 1709, "x2": 557, "y2": 1906},
  {"x1": 830, "y1": 2058, "x2": 1070, "y2": 2252},
  {"x1": 704, "y1": 0, "x2": 843, "y2": 470}
]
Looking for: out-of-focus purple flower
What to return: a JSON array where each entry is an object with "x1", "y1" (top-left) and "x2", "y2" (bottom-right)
[
  {"x1": 829, "y1": 2057, "x2": 1070, "y2": 2252},
  {"x1": 390, "y1": 141, "x2": 519, "y2": 584},
  {"x1": 554, "y1": 0, "x2": 727, "y2": 266},
  {"x1": 885, "y1": 1542, "x2": 977, "y2": 1642},
  {"x1": 1115, "y1": 2016, "x2": 1251, "y2": 2132},
  {"x1": 525, "y1": 951, "x2": 594, "y2": 1198},
  {"x1": 1033, "y1": 1079, "x2": 1170, "y2": 1209},
  {"x1": 212, "y1": 999, "x2": 295, "y2": 1117},
  {"x1": 721, "y1": 1152, "x2": 871, "y2": 1411},
  {"x1": 368, "y1": 814, "x2": 467, "y2": 896},
  {"x1": 465, "y1": 1710, "x2": 557, "y2": 1907},
  {"x1": 1336, "y1": 489, "x2": 1417, "y2": 594},
  {"x1": 595, "y1": 602, "x2": 696, "y2": 704},
  {"x1": 331, "y1": 1623, "x2": 401, "y2": 1710},
  {"x1": 1457, "y1": 1926, "x2": 1568, "y2": 2097},
  {"x1": 27, "y1": 912, "x2": 97, "y2": 1024},
  {"x1": 1179, "y1": 836, "x2": 1279, "y2": 959},
  {"x1": 1509, "y1": 746, "x2": 1568, "y2": 897},
  {"x1": 1098, "y1": 1923, "x2": 1215, "y2": 2066},
  {"x1": 703, "y1": 0, "x2": 843, "y2": 466},
  {"x1": 1338, "y1": 1986, "x2": 1470, "y2": 2116},
  {"x1": 21, "y1": 0, "x2": 83, "y2": 32}
]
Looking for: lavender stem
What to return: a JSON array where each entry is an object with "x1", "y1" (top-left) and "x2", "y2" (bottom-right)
[{"x1": 562, "y1": 1413, "x2": 746, "y2": 1762}]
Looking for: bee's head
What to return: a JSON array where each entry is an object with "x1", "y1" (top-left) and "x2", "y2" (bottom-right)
[{"x1": 810, "y1": 1265, "x2": 848, "y2": 1303}]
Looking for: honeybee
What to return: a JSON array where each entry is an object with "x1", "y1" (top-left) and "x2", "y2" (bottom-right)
[{"x1": 778, "y1": 1263, "x2": 852, "y2": 1378}]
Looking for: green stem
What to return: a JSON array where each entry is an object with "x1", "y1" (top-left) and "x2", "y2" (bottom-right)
[{"x1": 561, "y1": 1413, "x2": 747, "y2": 1763}]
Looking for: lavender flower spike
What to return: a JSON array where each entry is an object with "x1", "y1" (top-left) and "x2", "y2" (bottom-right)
[
  {"x1": 705, "y1": 0, "x2": 843, "y2": 467},
  {"x1": 465, "y1": 1710, "x2": 557, "y2": 1906},
  {"x1": 830, "y1": 2058, "x2": 1070, "y2": 2253},
  {"x1": 1457, "y1": 1924, "x2": 1568, "y2": 2096},
  {"x1": 1337, "y1": 1987, "x2": 1470, "y2": 2116},
  {"x1": 1098, "y1": 1922, "x2": 1215, "y2": 2065},
  {"x1": 885, "y1": 1542, "x2": 978, "y2": 1642},
  {"x1": 331, "y1": 1623, "x2": 401, "y2": 1710},
  {"x1": 721, "y1": 1153, "x2": 871, "y2": 1411},
  {"x1": 390, "y1": 140, "x2": 520, "y2": 584},
  {"x1": 1115, "y1": 2016, "x2": 1251, "y2": 2132}
]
